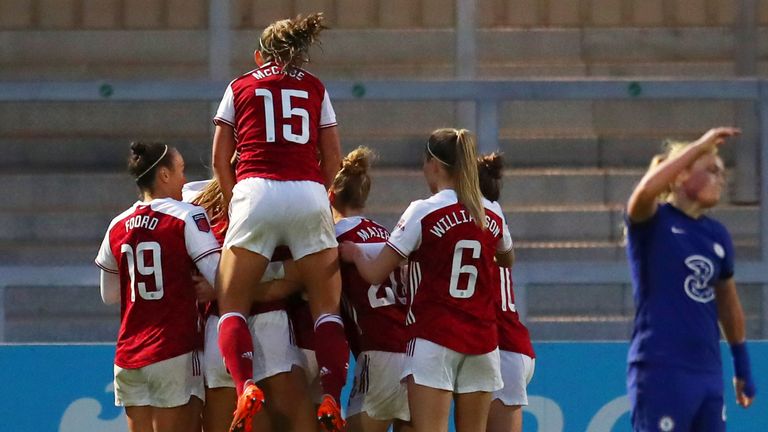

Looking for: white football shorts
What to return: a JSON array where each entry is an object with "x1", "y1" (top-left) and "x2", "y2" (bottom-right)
[
  {"x1": 493, "y1": 350, "x2": 535, "y2": 406},
  {"x1": 348, "y1": 350, "x2": 410, "y2": 421},
  {"x1": 203, "y1": 315, "x2": 234, "y2": 389},
  {"x1": 402, "y1": 338, "x2": 502, "y2": 394},
  {"x1": 224, "y1": 178, "x2": 338, "y2": 260},
  {"x1": 248, "y1": 310, "x2": 304, "y2": 382},
  {"x1": 114, "y1": 350, "x2": 204, "y2": 407}
]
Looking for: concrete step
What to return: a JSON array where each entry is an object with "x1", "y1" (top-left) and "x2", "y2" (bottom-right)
[
  {"x1": 3, "y1": 285, "x2": 118, "y2": 342},
  {"x1": 4, "y1": 316, "x2": 118, "y2": 342},
  {"x1": 4, "y1": 285, "x2": 117, "y2": 317},
  {"x1": 0, "y1": 137, "x2": 213, "y2": 170},
  {"x1": 0, "y1": 169, "x2": 210, "y2": 211},
  {"x1": 4, "y1": 27, "x2": 767, "y2": 80},
  {"x1": 0, "y1": 241, "x2": 98, "y2": 265}
]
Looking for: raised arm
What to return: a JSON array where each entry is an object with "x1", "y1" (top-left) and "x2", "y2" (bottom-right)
[
  {"x1": 212, "y1": 123, "x2": 237, "y2": 204},
  {"x1": 627, "y1": 127, "x2": 739, "y2": 223}
]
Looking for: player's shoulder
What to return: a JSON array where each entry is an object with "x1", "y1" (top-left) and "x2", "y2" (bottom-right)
[
  {"x1": 150, "y1": 198, "x2": 206, "y2": 221},
  {"x1": 107, "y1": 202, "x2": 141, "y2": 232},
  {"x1": 483, "y1": 198, "x2": 504, "y2": 219},
  {"x1": 335, "y1": 216, "x2": 365, "y2": 237},
  {"x1": 182, "y1": 180, "x2": 211, "y2": 204},
  {"x1": 701, "y1": 213, "x2": 731, "y2": 239}
]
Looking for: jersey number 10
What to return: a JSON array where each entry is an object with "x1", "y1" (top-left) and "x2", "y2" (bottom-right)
[
  {"x1": 255, "y1": 88, "x2": 310, "y2": 144},
  {"x1": 121, "y1": 241, "x2": 164, "y2": 302}
]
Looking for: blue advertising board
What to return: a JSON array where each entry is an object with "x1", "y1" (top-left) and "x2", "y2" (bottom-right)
[{"x1": 0, "y1": 342, "x2": 765, "y2": 431}]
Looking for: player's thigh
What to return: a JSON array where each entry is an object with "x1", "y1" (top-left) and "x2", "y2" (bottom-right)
[
  {"x1": 406, "y1": 376, "x2": 452, "y2": 432},
  {"x1": 203, "y1": 387, "x2": 236, "y2": 432},
  {"x1": 216, "y1": 247, "x2": 270, "y2": 313},
  {"x1": 259, "y1": 366, "x2": 316, "y2": 431},
  {"x1": 295, "y1": 247, "x2": 342, "y2": 316},
  {"x1": 346, "y1": 412, "x2": 393, "y2": 432},
  {"x1": 691, "y1": 374, "x2": 726, "y2": 432},
  {"x1": 628, "y1": 364, "x2": 698, "y2": 432},
  {"x1": 124, "y1": 406, "x2": 153, "y2": 432},
  {"x1": 454, "y1": 390, "x2": 493, "y2": 432},
  {"x1": 486, "y1": 400, "x2": 522, "y2": 432},
  {"x1": 152, "y1": 396, "x2": 202, "y2": 432}
]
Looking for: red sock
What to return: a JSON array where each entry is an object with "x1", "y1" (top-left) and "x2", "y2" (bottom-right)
[
  {"x1": 313, "y1": 314, "x2": 349, "y2": 402},
  {"x1": 218, "y1": 313, "x2": 254, "y2": 396}
]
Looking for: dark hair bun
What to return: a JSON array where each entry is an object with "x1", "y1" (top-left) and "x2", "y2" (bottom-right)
[
  {"x1": 130, "y1": 141, "x2": 147, "y2": 157},
  {"x1": 477, "y1": 152, "x2": 504, "y2": 180}
]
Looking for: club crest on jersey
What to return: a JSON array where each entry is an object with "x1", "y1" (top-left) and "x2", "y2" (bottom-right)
[
  {"x1": 683, "y1": 255, "x2": 715, "y2": 303},
  {"x1": 193, "y1": 213, "x2": 210, "y2": 233}
]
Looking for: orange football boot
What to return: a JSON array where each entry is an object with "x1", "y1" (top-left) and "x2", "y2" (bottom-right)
[
  {"x1": 317, "y1": 394, "x2": 346, "y2": 432},
  {"x1": 229, "y1": 381, "x2": 265, "y2": 432}
]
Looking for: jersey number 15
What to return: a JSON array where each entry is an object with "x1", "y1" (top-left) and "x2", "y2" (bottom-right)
[{"x1": 255, "y1": 88, "x2": 310, "y2": 145}]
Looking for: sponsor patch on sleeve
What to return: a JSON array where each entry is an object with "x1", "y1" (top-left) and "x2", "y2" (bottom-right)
[{"x1": 193, "y1": 213, "x2": 211, "y2": 233}]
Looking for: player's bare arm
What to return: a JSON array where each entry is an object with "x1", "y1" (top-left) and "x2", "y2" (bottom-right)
[
  {"x1": 212, "y1": 124, "x2": 237, "y2": 204},
  {"x1": 627, "y1": 127, "x2": 740, "y2": 223}
]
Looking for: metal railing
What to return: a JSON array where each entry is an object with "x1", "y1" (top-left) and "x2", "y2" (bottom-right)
[{"x1": 1, "y1": 78, "x2": 767, "y2": 341}]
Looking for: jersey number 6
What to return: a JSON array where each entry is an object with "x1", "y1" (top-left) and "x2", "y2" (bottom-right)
[
  {"x1": 121, "y1": 241, "x2": 165, "y2": 302},
  {"x1": 449, "y1": 240, "x2": 481, "y2": 299}
]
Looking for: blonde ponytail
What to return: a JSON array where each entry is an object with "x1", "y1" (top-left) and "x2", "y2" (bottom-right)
[
  {"x1": 453, "y1": 130, "x2": 486, "y2": 229},
  {"x1": 331, "y1": 146, "x2": 375, "y2": 211},
  {"x1": 426, "y1": 128, "x2": 486, "y2": 229}
]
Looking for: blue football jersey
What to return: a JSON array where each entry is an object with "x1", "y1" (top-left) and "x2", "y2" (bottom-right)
[{"x1": 626, "y1": 203, "x2": 734, "y2": 372}]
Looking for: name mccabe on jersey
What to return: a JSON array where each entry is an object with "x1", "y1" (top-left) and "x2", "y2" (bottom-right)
[
  {"x1": 252, "y1": 65, "x2": 306, "y2": 81},
  {"x1": 429, "y1": 210, "x2": 500, "y2": 238}
]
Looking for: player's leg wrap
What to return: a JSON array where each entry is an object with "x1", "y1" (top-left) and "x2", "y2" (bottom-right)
[
  {"x1": 218, "y1": 312, "x2": 254, "y2": 396},
  {"x1": 313, "y1": 313, "x2": 349, "y2": 402}
]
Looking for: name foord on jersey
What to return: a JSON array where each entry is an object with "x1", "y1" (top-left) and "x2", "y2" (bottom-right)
[
  {"x1": 252, "y1": 65, "x2": 306, "y2": 81},
  {"x1": 356, "y1": 226, "x2": 389, "y2": 242},
  {"x1": 124, "y1": 214, "x2": 159, "y2": 231},
  {"x1": 428, "y1": 210, "x2": 500, "y2": 238}
]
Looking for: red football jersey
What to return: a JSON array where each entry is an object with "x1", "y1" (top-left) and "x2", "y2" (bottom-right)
[
  {"x1": 336, "y1": 217, "x2": 409, "y2": 355},
  {"x1": 496, "y1": 267, "x2": 535, "y2": 358},
  {"x1": 96, "y1": 198, "x2": 220, "y2": 369},
  {"x1": 387, "y1": 189, "x2": 513, "y2": 355},
  {"x1": 213, "y1": 62, "x2": 337, "y2": 184}
]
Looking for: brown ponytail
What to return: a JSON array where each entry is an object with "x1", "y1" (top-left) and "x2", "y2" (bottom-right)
[
  {"x1": 477, "y1": 152, "x2": 504, "y2": 202},
  {"x1": 426, "y1": 128, "x2": 486, "y2": 229},
  {"x1": 331, "y1": 146, "x2": 374, "y2": 211},
  {"x1": 259, "y1": 12, "x2": 327, "y2": 69}
]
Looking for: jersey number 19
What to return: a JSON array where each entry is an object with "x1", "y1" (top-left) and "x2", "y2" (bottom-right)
[{"x1": 121, "y1": 241, "x2": 164, "y2": 302}]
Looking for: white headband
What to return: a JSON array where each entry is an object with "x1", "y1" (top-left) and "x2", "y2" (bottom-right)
[
  {"x1": 426, "y1": 141, "x2": 451, "y2": 167},
  {"x1": 136, "y1": 145, "x2": 169, "y2": 181}
]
